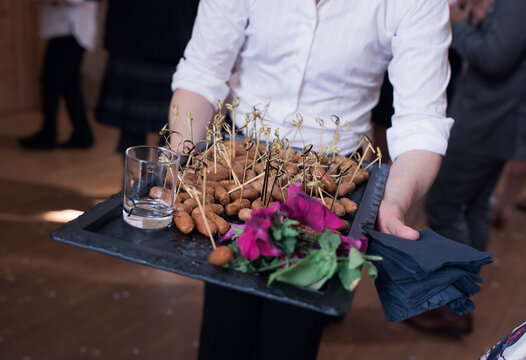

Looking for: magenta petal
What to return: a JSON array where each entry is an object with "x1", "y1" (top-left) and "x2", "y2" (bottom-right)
[
  {"x1": 286, "y1": 182, "x2": 303, "y2": 197},
  {"x1": 338, "y1": 235, "x2": 369, "y2": 255},
  {"x1": 238, "y1": 229, "x2": 260, "y2": 261},
  {"x1": 282, "y1": 182, "x2": 344, "y2": 231},
  {"x1": 236, "y1": 202, "x2": 281, "y2": 261},
  {"x1": 218, "y1": 224, "x2": 244, "y2": 243},
  {"x1": 251, "y1": 202, "x2": 280, "y2": 218},
  {"x1": 356, "y1": 236, "x2": 369, "y2": 253},
  {"x1": 323, "y1": 207, "x2": 345, "y2": 230},
  {"x1": 258, "y1": 238, "x2": 283, "y2": 257}
]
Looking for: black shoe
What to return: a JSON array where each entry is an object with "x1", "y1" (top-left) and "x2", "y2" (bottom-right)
[
  {"x1": 19, "y1": 132, "x2": 56, "y2": 150},
  {"x1": 59, "y1": 136, "x2": 94, "y2": 149},
  {"x1": 404, "y1": 307, "x2": 473, "y2": 336}
]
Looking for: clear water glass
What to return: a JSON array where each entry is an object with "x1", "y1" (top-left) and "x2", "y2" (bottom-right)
[{"x1": 123, "y1": 146, "x2": 180, "y2": 230}]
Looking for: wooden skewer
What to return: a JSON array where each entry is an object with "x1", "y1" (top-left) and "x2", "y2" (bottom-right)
[
  {"x1": 189, "y1": 184, "x2": 216, "y2": 250},
  {"x1": 227, "y1": 172, "x2": 265, "y2": 194}
]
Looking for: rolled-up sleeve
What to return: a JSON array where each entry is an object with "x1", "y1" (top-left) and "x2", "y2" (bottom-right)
[
  {"x1": 386, "y1": 0, "x2": 455, "y2": 160},
  {"x1": 171, "y1": 0, "x2": 248, "y2": 110}
]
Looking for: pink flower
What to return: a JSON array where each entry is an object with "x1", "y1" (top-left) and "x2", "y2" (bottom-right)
[
  {"x1": 338, "y1": 235, "x2": 368, "y2": 255},
  {"x1": 218, "y1": 224, "x2": 244, "y2": 243},
  {"x1": 237, "y1": 202, "x2": 283, "y2": 261},
  {"x1": 280, "y1": 182, "x2": 344, "y2": 232}
]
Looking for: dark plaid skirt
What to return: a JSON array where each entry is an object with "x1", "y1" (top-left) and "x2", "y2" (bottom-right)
[{"x1": 95, "y1": 56, "x2": 177, "y2": 133}]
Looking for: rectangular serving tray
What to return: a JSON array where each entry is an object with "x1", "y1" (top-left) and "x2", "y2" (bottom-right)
[{"x1": 51, "y1": 163, "x2": 388, "y2": 317}]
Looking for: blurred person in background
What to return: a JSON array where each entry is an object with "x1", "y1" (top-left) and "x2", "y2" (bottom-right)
[
  {"x1": 408, "y1": 0, "x2": 526, "y2": 335},
  {"x1": 19, "y1": 0, "x2": 99, "y2": 150},
  {"x1": 95, "y1": 0, "x2": 200, "y2": 158},
  {"x1": 491, "y1": 159, "x2": 526, "y2": 229}
]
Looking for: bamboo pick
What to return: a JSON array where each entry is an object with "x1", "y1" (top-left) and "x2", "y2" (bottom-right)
[
  {"x1": 347, "y1": 139, "x2": 372, "y2": 185},
  {"x1": 217, "y1": 144, "x2": 243, "y2": 187},
  {"x1": 231, "y1": 108, "x2": 236, "y2": 162},
  {"x1": 227, "y1": 172, "x2": 265, "y2": 194},
  {"x1": 253, "y1": 128, "x2": 263, "y2": 170},
  {"x1": 331, "y1": 115, "x2": 341, "y2": 160},
  {"x1": 347, "y1": 135, "x2": 367, "y2": 162},
  {"x1": 189, "y1": 186, "x2": 216, "y2": 250},
  {"x1": 202, "y1": 170, "x2": 207, "y2": 206},
  {"x1": 264, "y1": 163, "x2": 283, "y2": 208},
  {"x1": 239, "y1": 141, "x2": 253, "y2": 200},
  {"x1": 317, "y1": 186, "x2": 327, "y2": 207},
  {"x1": 261, "y1": 152, "x2": 271, "y2": 204},
  {"x1": 290, "y1": 113, "x2": 303, "y2": 147},
  {"x1": 316, "y1": 117, "x2": 325, "y2": 151}
]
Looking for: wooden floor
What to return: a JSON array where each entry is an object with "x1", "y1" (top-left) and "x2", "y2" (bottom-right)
[{"x1": 1, "y1": 110, "x2": 525, "y2": 360}]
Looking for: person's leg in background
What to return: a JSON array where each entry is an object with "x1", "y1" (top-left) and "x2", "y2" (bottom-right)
[
  {"x1": 426, "y1": 150, "x2": 505, "y2": 250},
  {"x1": 491, "y1": 159, "x2": 526, "y2": 229},
  {"x1": 19, "y1": 37, "x2": 64, "y2": 149},
  {"x1": 406, "y1": 149, "x2": 505, "y2": 334},
  {"x1": 60, "y1": 36, "x2": 94, "y2": 148},
  {"x1": 116, "y1": 129, "x2": 146, "y2": 160},
  {"x1": 465, "y1": 159, "x2": 506, "y2": 250}
]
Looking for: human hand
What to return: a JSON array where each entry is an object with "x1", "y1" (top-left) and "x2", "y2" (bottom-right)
[
  {"x1": 378, "y1": 197, "x2": 420, "y2": 240},
  {"x1": 471, "y1": 0, "x2": 494, "y2": 26},
  {"x1": 450, "y1": 1, "x2": 472, "y2": 27},
  {"x1": 376, "y1": 150, "x2": 442, "y2": 241}
]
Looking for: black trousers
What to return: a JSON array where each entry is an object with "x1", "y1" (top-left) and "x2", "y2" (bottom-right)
[
  {"x1": 425, "y1": 149, "x2": 505, "y2": 251},
  {"x1": 41, "y1": 36, "x2": 92, "y2": 141},
  {"x1": 198, "y1": 283, "x2": 335, "y2": 360}
]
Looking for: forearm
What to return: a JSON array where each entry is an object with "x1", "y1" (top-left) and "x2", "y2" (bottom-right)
[
  {"x1": 168, "y1": 89, "x2": 215, "y2": 151},
  {"x1": 378, "y1": 150, "x2": 442, "y2": 239},
  {"x1": 384, "y1": 150, "x2": 441, "y2": 214}
]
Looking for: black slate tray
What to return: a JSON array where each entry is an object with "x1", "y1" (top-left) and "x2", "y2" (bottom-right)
[{"x1": 51, "y1": 163, "x2": 389, "y2": 316}]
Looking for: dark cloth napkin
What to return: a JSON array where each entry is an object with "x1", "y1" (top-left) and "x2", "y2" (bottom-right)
[{"x1": 365, "y1": 228, "x2": 493, "y2": 322}]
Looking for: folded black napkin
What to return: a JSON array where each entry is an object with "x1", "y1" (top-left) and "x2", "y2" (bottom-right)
[{"x1": 365, "y1": 228, "x2": 493, "y2": 322}]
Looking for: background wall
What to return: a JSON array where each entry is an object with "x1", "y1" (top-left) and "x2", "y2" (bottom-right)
[{"x1": 0, "y1": 0, "x2": 106, "y2": 116}]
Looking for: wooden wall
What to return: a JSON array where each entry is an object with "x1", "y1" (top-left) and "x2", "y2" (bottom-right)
[
  {"x1": 0, "y1": 1, "x2": 106, "y2": 115},
  {"x1": 0, "y1": 0, "x2": 44, "y2": 115}
]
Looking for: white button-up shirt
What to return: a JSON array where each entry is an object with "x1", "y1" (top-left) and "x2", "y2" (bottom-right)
[
  {"x1": 39, "y1": 0, "x2": 99, "y2": 51},
  {"x1": 171, "y1": 0, "x2": 454, "y2": 159}
]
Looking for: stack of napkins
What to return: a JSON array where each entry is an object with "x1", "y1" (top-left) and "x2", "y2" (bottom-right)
[{"x1": 366, "y1": 228, "x2": 493, "y2": 322}]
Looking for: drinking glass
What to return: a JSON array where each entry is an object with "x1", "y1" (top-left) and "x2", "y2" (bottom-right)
[{"x1": 123, "y1": 146, "x2": 180, "y2": 229}]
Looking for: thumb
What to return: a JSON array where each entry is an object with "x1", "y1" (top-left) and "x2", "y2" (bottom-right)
[{"x1": 388, "y1": 218, "x2": 420, "y2": 240}]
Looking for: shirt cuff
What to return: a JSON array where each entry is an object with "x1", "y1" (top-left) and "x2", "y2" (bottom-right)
[{"x1": 386, "y1": 116, "x2": 454, "y2": 160}]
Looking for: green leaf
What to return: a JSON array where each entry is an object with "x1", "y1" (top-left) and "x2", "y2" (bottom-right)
[
  {"x1": 283, "y1": 226, "x2": 299, "y2": 238},
  {"x1": 317, "y1": 231, "x2": 341, "y2": 252},
  {"x1": 267, "y1": 250, "x2": 337, "y2": 290},
  {"x1": 283, "y1": 217, "x2": 299, "y2": 227},
  {"x1": 338, "y1": 262, "x2": 362, "y2": 292},
  {"x1": 307, "y1": 275, "x2": 330, "y2": 291},
  {"x1": 348, "y1": 247, "x2": 365, "y2": 270},
  {"x1": 231, "y1": 224, "x2": 244, "y2": 238},
  {"x1": 273, "y1": 227, "x2": 283, "y2": 241},
  {"x1": 364, "y1": 254, "x2": 383, "y2": 262},
  {"x1": 282, "y1": 236, "x2": 296, "y2": 257},
  {"x1": 363, "y1": 260, "x2": 378, "y2": 280}
]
